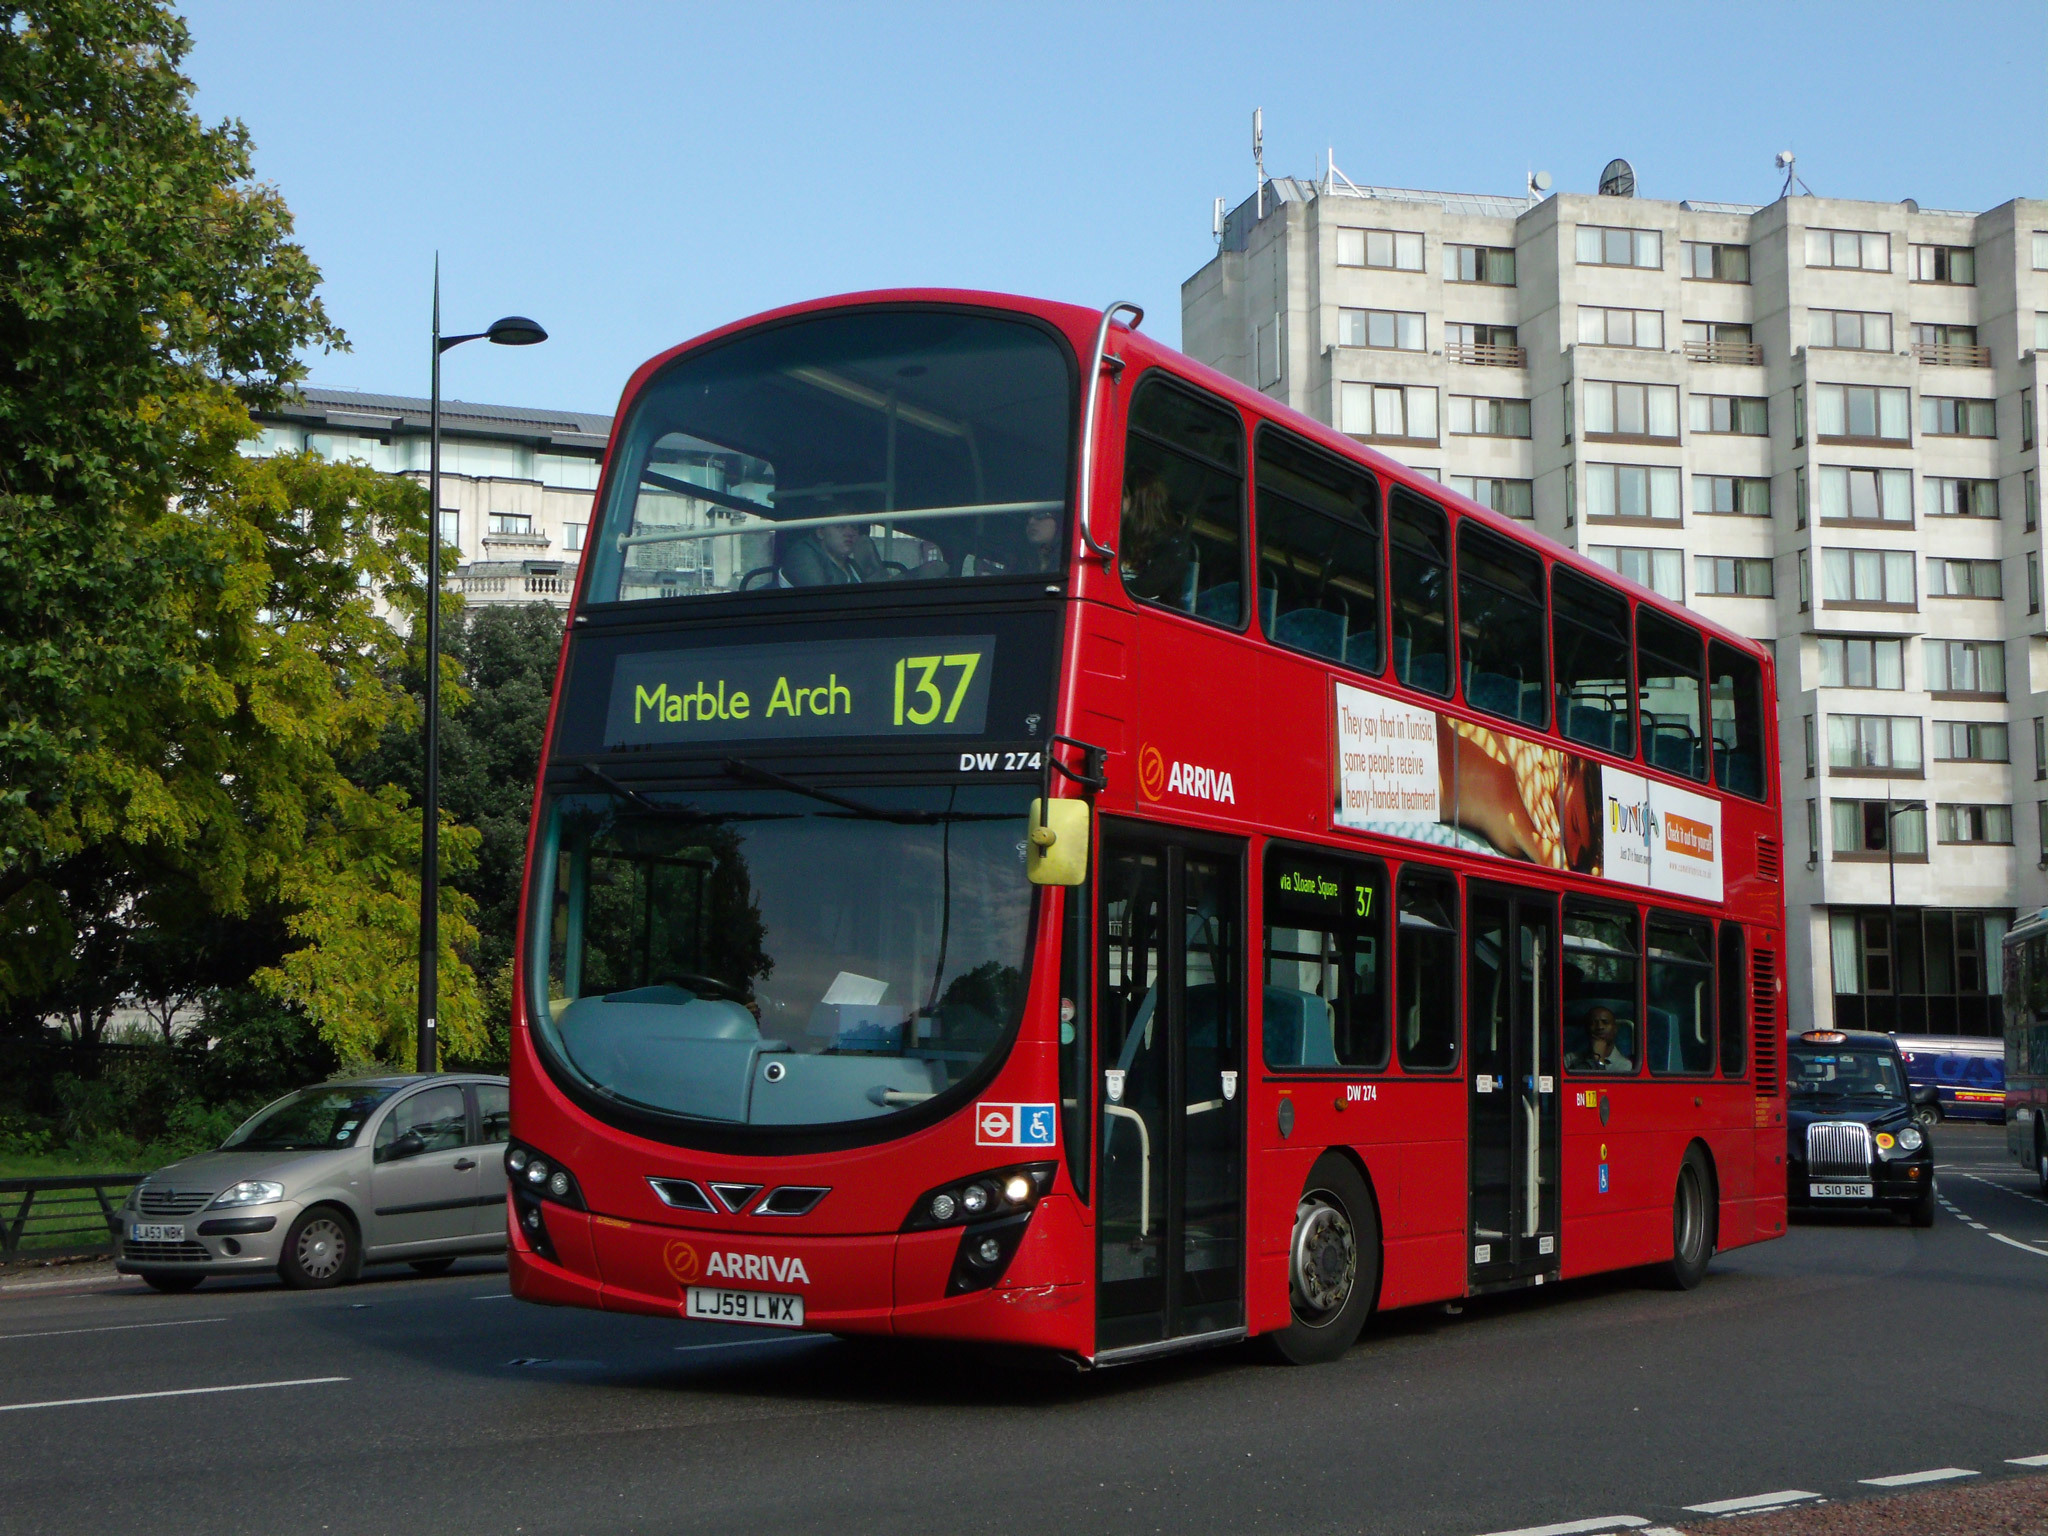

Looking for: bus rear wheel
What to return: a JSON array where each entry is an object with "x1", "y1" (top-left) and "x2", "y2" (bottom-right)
[
  {"x1": 1657, "y1": 1147, "x2": 1715, "y2": 1291},
  {"x1": 1267, "y1": 1154, "x2": 1378, "y2": 1366}
]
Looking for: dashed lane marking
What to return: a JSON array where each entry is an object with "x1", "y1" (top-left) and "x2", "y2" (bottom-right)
[
  {"x1": 1683, "y1": 1490, "x2": 1822, "y2": 1515},
  {"x1": 0, "y1": 1376, "x2": 347, "y2": 1413},
  {"x1": 1859, "y1": 1467, "x2": 1978, "y2": 1487},
  {"x1": 470, "y1": 1293, "x2": 513, "y2": 1300},
  {"x1": 1948, "y1": 1170, "x2": 2048, "y2": 1210},
  {"x1": 2009, "y1": 1454, "x2": 2048, "y2": 1467},
  {"x1": 0, "y1": 1316, "x2": 225, "y2": 1343},
  {"x1": 1475, "y1": 1516, "x2": 1648, "y2": 1536}
]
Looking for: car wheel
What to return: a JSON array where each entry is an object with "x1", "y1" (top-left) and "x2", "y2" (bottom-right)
[
  {"x1": 279, "y1": 1206, "x2": 359, "y2": 1290},
  {"x1": 1657, "y1": 1147, "x2": 1715, "y2": 1290},
  {"x1": 1909, "y1": 1185, "x2": 1936, "y2": 1228},
  {"x1": 1913, "y1": 1102, "x2": 1940, "y2": 1130},
  {"x1": 1266, "y1": 1154, "x2": 1379, "y2": 1366},
  {"x1": 141, "y1": 1271, "x2": 204, "y2": 1293},
  {"x1": 2037, "y1": 1126, "x2": 2048, "y2": 1197},
  {"x1": 408, "y1": 1257, "x2": 458, "y2": 1276}
]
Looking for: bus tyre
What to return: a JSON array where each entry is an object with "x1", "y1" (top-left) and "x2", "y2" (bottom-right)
[
  {"x1": 279, "y1": 1206, "x2": 360, "y2": 1290},
  {"x1": 1658, "y1": 1148, "x2": 1715, "y2": 1291},
  {"x1": 1268, "y1": 1155, "x2": 1378, "y2": 1366}
]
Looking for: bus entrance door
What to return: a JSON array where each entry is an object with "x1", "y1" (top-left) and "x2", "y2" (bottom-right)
[
  {"x1": 1466, "y1": 884, "x2": 1561, "y2": 1288},
  {"x1": 1094, "y1": 825, "x2": 1246, "y2": 1355}
]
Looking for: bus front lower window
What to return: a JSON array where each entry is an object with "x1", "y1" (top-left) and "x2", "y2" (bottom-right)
[{"x1": 534, "y1": 785, "x2": 1035, "y2": 1131}]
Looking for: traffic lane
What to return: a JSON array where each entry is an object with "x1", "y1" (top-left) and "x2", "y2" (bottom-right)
[{"x1": 6, "y1": 1207, "x2": 2043, "y2": 1536}]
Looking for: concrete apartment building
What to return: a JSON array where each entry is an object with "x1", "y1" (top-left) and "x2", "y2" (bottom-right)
[
  {"x1": 1183, "y1": 168, "x2": 2048, "y2": 1040},
  {"x1": 248, "y1": 387, "x2": 613, "y2": 609}
]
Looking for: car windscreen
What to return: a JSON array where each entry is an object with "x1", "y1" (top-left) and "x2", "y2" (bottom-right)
[
  {"x1": 1788, "y1": 1048, "x2": 1905, "y2": 1100},
  {"x1": 221, "y1": 1085, "x2": 402, "y2": 1151}
]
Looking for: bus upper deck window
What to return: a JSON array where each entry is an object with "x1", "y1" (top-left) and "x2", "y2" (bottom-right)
[
  {"x1": 1553, "y1": 568, "x2": 1634, "y2": 759},
  {"x1": 1389, "y1": 488, "x2": 1452, "y2": 697},
  {"x1": 1253, "y1": 427, "x2": 1382, "y2": 672},
  {"x1": 1457, "y1": 522, "x2": 1547, "y2": 728},
  {"x1": 1636, "y1": 608, "x2": 1707, "y2": 781},
  {"x1": 581, "y1": 308, "x2": 1074, "y2": 603},
  {"x1": 1119, "y1": 376, "x2": 1247, "y2": 626},
  {"x1": 1709, "y1": 640, "x2": 1767, "y2": 800}
]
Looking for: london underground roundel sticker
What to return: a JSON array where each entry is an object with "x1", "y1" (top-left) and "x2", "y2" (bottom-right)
[{"x1": 976, "y1": 1101, "x2": 1057, "y2": 1147}]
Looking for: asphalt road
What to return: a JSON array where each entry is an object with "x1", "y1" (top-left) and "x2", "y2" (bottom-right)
[{"x1": 1, "y1": 1123, "x2": 2041, "y2": 1536}]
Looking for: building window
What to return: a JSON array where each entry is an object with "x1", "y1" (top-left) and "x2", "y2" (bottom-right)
[
  {"x1": 1446, "y1": 322, "x2": 1519, "y2": 353},
  {"x1": 1340, "y1": 382, "x2": 1438, "y2": 443},
  {"x1": 1792, "y1": 384, "x2": 1805, "y2": 446},
  {"x1": 1913, "y1": 322, "x2": 1979, "y2": 351},
  {"x1": 1564, "y1": 470, "x2": 1575, "y2": 526},
  {"x1": 1588, "y1": 544, "x2": 1682, "y2": 600},
  {"x1": 1688, "y1": 394, "x2": 1767, "y2": 435},
  {"x1": 1682, "y1": 320, "x2": 1757, "y2": 363},
  {"x1": 1797, "y1": 549, "x2": 1810, "y2": 610},
  {"x1": 1695, "y1": 556, "x2": 1773, "y2": 597},
  {"x1": 1339, "y1": 308, "x2": 1425, "y2": 351},
  {"x1": 1932, "y1": 721, "x2": 2009, "y2": 763},
  {"x1": 1810, "y1": 310, "x2": 1894, "y2": 352},
  {"x1": 2028, "y1": 471, "x2": 2040, "y2": 532},
  {"x1": 1936, "y1": 804, "x2": 2013, "y2": 845},
  {"x1": 1921, "y1": 396, "x2": 1996, "y2": 437},
  {"x1": 1927, "y1": 558, "x2": 2003, "y2": 599},
  {"x1": 1804, "y1": 715, "x2": 1816, "y2": 777},
  {"x1": 1814, "y1": 384, "x2": 1910, "y2": 443},
  {"x1": 1818, "y1": 466, "x2": 1912, "y2": 524},
  {"x1": 1830, "y1": 799, "x2": 1927, "y2": 859},
  {"x1": 2034, "y1": 232, "x2": 2048, "y2": 270},
  {"x1": 1693, "y1": 475, "x2": 1770, "y2": 517},
  {"x1": 1449, "y1": 476, "x2": 1534, "y2": 519},
  {"x1": 563, "y1": 521, "x2": 586, "y2": 552},
  {"x1": 1806, "y1": 228, "x2": 1891, "y2": 271},
  {"x1": 2031, "y1": 553, "x2": 2041, "y2": 615},
  {"x1": 2024, "y1": 389, "x2": 2036, "y2": 450},
  {"x1": 1925, "y1": 478, "x2": 1998, "y2": 519},
  {"x1": 1256, "y1": 314, "x2": 1282, "y2": 386},
  {"x1": 438, "y1": 510, "x2": 459, "y2": 546},
  {"x1": 1911, "y1": 244, "x2": 1976, "y2": 284},
  {"x1": 1828, "y1": 714, "x2": 1922, "y2": 776},
  {"x1": 1807, "y1": 799, "x2": 1820, "y2": 862},
  {"x1": 1925, "y1": 638, "x2": 2006, "y2": 698},
  {"x1": 1819, "y1": 636, "x2": 1905, "y2": 690},
  {"x1": 1576, "y1": 225, "x2": 1662, "y2": 268},
  {"x1": 2036, "y1": 313, "x2": 2048, "y2": 352},
  {"x1": 1337, "y1": 227, "x2": 1424, "y2": 271},
  {"x1": 1680, "y1": 241, "x2": 1748, "y2": 282},
  {"x1": 1583, "y1": 381, "x2": 1679, "y2": 440},
  {"x1": 1829, "y1": 909, "x2": 2007, "y2": 1033},
  {"x1": 1578, "y1": 307, "x2": 1664, "y2": 349},
  {"x1": 1447, "y1": 397, "x2": 1531, "y2": 437},
  {"x1": 1586, "y1": 463, "x2": 1681, "y2": 521},
  {"x1": 1820, "y1": 548, "x2": 1915, "y2": 607},
  {"x1": 1444, "y1": 244, "x2": 1515, "y2": 284},
  {"x1": 487, "y1": 512, "x2": 534, "y2": 535},
  {"x1": 2037, "y1": 718, "x2": 2046, "y2": 780}
]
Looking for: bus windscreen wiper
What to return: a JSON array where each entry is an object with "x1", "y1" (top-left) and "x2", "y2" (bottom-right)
[
  {"x1": 720, "y1": 758, "x2": 942, "y2": 824},
  {"x1": 577, "y1": 764, "x2": 709, "y2": 819}
]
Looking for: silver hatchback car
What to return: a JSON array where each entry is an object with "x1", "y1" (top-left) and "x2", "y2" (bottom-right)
[{"x1": 114, "y1": 1074, "x2": 510, "y2": 1292}]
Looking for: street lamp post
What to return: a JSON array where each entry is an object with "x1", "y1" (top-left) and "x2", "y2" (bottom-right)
[
  {"x1": 418, "y1": 260, "x2": 546, "y2": 1074},
  {"x1": 1884, "y1": 797, "x2": 1917, "y2": 1032}
]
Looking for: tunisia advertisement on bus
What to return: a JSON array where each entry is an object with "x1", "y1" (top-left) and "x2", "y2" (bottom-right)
[{"x1": 1332, "y1": 681, "x2": 1723, "y2": 901}]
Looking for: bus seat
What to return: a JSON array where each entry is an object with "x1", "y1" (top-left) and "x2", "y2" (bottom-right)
[
  {"x1": 1259, "y1": 585, "x2": 1279, "y2": 632},
  {"x1": 1567, "y1": 703, "x2": 1610, "y2": 749},
  {"x1": 1194, "y1": 580, "x2": 1239, "y2": 623},
  {"x1": 1650, "y1": 727, "x2": 1695, "y2": 776},
  {"x1": 1645, "y1": 1006, "x2": 1680, "y2": 1072},
  {"x1": 1408, "y1": 652, "x2": 1448, "y2": 695},
  {"x1": 1519, "y1": 680, "x2": 1546, "y2": 724},
  {"x1": 1262, "y1": 986, "x2": 1337, "y2": 1068},
  {"x1": 1393, "y1": 633, "x2": 1411, "y2": 675},
  {"x1": 1714, "y1": 745, "x2": 1762, "y2": 797},
  {"x1": 1343, "y1": 630, "x2": 1380, "y2": 671},
  {"x1": 1467, "y1": 670, "x2": 1518, "y2": 717},
  {"x1": 1274, "y1": 607, "x2": 1346, "y2": 659}
]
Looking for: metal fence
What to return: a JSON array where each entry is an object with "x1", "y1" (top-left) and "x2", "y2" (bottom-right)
[{"x1": 1, "y1": 1175, "x2": 143, "y2": 1259}]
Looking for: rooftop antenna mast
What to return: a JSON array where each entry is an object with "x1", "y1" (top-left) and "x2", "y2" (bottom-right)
[
  {"x1": 1254, "y1": 107, "x2": 1265, "y2": 218},
  {"x1": 1776, "y1": 150, "x2": 1813, "y2": 198}
]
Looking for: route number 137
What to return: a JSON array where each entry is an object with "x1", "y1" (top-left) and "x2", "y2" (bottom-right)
[{"x1": 893, "y1": 653, "x2": 981, "y2": 727}]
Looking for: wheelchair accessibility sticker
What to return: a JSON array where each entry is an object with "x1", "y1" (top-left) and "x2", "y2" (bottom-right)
[{"x1": 976, "y1": 1102, "x2": 1058, "y2": 1147}]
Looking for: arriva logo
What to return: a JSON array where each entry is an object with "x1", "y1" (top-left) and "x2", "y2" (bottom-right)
[
  {"x1": 662, "y1": 1240, "x2": 701, "y2": 1282},
  {"x1": 1139, "y1": 745, "x2": 1235, "y2": 805},
  {"x1": 707, "y1": 1251, "x2": 811, "y2": 1285}
]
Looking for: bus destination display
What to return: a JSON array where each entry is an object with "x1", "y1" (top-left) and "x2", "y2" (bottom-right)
[{"x1": 604, "y1": 634, "x2": 997, "y2": 746}]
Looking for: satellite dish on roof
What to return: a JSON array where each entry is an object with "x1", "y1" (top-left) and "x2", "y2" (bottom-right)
[
  {"x1": 1598, "y1": 158, "x2": 1636, "y2": 197},
  {"x1": 1528, "y1": 169, "x2": 1553, "y2": 199}
]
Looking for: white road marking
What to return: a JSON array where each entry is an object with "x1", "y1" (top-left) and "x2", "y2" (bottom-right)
[
  {"x1": 470, "y1": 1293, "x2": 513, "y2": 1300},
  {"x1": 1990, "y1": 1234, "x2": 2048, "y2": 1258},
  {"x1": 1475, "y1": 1517, "x2": 1648, "y2": 1536},
  {"x1": 1967, "y1": 1221, "x2": 1988, "y2": 1229},
  {"x1": 672, "y1": 1336, "x2": 815, "y2": 1355},
  {"x1": 2008, "y1": 1454, "x2": 2048, "y2": 1467},
  {"x1": 1683, "y1": 1490, "x2": 1821, "y2": 1515},
  {"x1": 0, "y1": 1376, "x2": 347, "y2": 1414},
  {"x1": 1859, "y1": 1467, "x2": 1977, "y2": 1487},
  {"x1": 0, "y1": 1272, "x2": 128, "y2": 1295},
  {"x1": 0, "y1": 1316, "x2": 226, "y2": 1343}
]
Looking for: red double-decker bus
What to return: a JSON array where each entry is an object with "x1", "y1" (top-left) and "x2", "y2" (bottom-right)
[{"x1": 506, "y1": 291, "x2": 1788, "y2": 1366}]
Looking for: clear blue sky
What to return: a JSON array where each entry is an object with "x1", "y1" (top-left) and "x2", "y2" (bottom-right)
[{"x1": 181, "y1": 0, "x2": 2046, "y2": 417}]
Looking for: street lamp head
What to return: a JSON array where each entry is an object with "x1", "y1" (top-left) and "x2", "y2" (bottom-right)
[{"x1": 486, "y1": 315, "x2": 548, "y2": 347}]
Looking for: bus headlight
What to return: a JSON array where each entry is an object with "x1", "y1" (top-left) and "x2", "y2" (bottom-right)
[{"x1": 506, "y1": 1139, "x2": 586, "y2": 1266}]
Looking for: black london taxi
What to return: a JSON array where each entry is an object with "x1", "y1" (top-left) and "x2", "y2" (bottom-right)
[{"x1": 1786, "y1": 1029, "x2": 1936, "y2": 1226}]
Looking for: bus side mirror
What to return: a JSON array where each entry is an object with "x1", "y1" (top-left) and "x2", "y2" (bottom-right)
[{"x1": 1026, "y1": 798, "x2": 1090, "y2": 886}]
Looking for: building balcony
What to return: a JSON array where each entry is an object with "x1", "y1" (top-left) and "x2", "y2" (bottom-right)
[
  {"x1": 1446, "y1": 342, "x2": 1526, "y2": 368},
  {"x1": 1912, "y1": 342, "x2": 1992, "y2": 368},
  {"x1": 1683, "y1": 340, "x2": 1763, "y2": 366},
  {"x1": 482, "y1": 531, "x2": 551, "y2": 551}
]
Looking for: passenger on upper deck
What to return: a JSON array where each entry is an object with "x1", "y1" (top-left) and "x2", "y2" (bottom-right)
[
  {"x1": 1019, "y1": 506, "x2": 1063, "y2": 574},
  {"x1": 778, "y1": 496, "x2": 949, "y2": 586}
]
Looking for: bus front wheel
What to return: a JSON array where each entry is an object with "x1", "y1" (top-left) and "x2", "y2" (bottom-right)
[{"x1": 1267, "y1": 1154, "x2": 1379, "y2": 1366}]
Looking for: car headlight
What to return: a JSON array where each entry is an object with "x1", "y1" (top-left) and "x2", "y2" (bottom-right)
[
  {"x1": 210, "y1": 1181, "x2": 285, "y2": 1208},
  {"x1": 1894, "y1": 1124, "x2": 1924, "y2": 1153}
]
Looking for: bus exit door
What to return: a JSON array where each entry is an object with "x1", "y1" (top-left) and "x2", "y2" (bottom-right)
[
  {"x1": 1094, "y1": 824, "x2": 1245, "y2": 1356},
  {"x1": 1467, "y1": 883, "x2": 1561, "y2": 1287}
]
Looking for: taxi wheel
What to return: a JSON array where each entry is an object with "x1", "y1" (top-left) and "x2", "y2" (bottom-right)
[
  {"x1": 1909, "y1": 1186, "x2": 1936, "y2": 1228},
  {"x1": 2036, "y1": 1126, "x2": 2048, "y2": 1196},
  {"x1": 280, "y1": 1206, "x2": 360, "y2": 1290},
  {"x1": 1658, "y1": 1148, "x2": 1715, "y2": 1291},
  {"x1": 142, "y1": 1271, "x2": 204, "y2": 1293},
  {"x1": 408, "y1": 1258, "x2": 458, "y2": 1276},
  {"x1": 1267, "y1": 1154, "x2": 1379, "y2": 1366}
]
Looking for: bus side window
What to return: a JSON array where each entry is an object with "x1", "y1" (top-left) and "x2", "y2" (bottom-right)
[
  {"x1": 1457, "y1": 522, "x2": 1548, "y2": 728},
  {"x1": 1553, "y1": 568, "x2": 1634, "y2": 759},
  {"x1": 1637, "y1": 608, "x2": 1708, "y2": 781},
  {"x1": 1718, "y1": 922, "x2": 1747, "y2": 1078},
  {"x1": 1253, "y1": 427, "x2": 1383, "y2": 673},
  {"x1": 1262, "y1": 851, "x2": 1389, "y2": 1070},
  {"x1": 1395, "y1": 866, "x2": 1459, "y2": 1069},
  {"x1": 1563, "y1": 901, "x2": 1640, "y2": 1075},
  {"x1": 1709, "y1": 641, "x2": 1767, "y2": 800},
  {"x1": 1389, "y1": 488, "x2": 1453, "y2": 696},
  {"x1": 1646, "y1": 913, "x2": 1715, "y2": 1074},
  {"x1": 1119, "y1": 376, "x2": 1247, "y2": 626}
]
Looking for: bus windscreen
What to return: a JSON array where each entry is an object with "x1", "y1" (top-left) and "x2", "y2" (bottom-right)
[{"x1": 581, "y1": 309, "x2": 1074, "y2": 602}]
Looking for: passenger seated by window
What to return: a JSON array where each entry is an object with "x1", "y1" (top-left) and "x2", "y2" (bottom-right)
[
  {"x1": 779, "y1": 521, "x2": 881, "y2": 586},
  {"x1": 1019, "y1": 506, "x2": 1064, "y2": 574},
  {"x1": 1119, "y1": 475, "x2": 1193, "y2": 607},
  {"x1": 1565, "y1": 1005, "x2": 1634, "y2": 1072}
]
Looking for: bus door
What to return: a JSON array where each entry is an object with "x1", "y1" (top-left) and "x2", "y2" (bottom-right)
[
  {"x1": 1466, "y1": 883, "x2": 1561, "y2": 1287},
  {"x1": 1095, "y1": 823, "x2": 1245, "y2": 1354}
]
